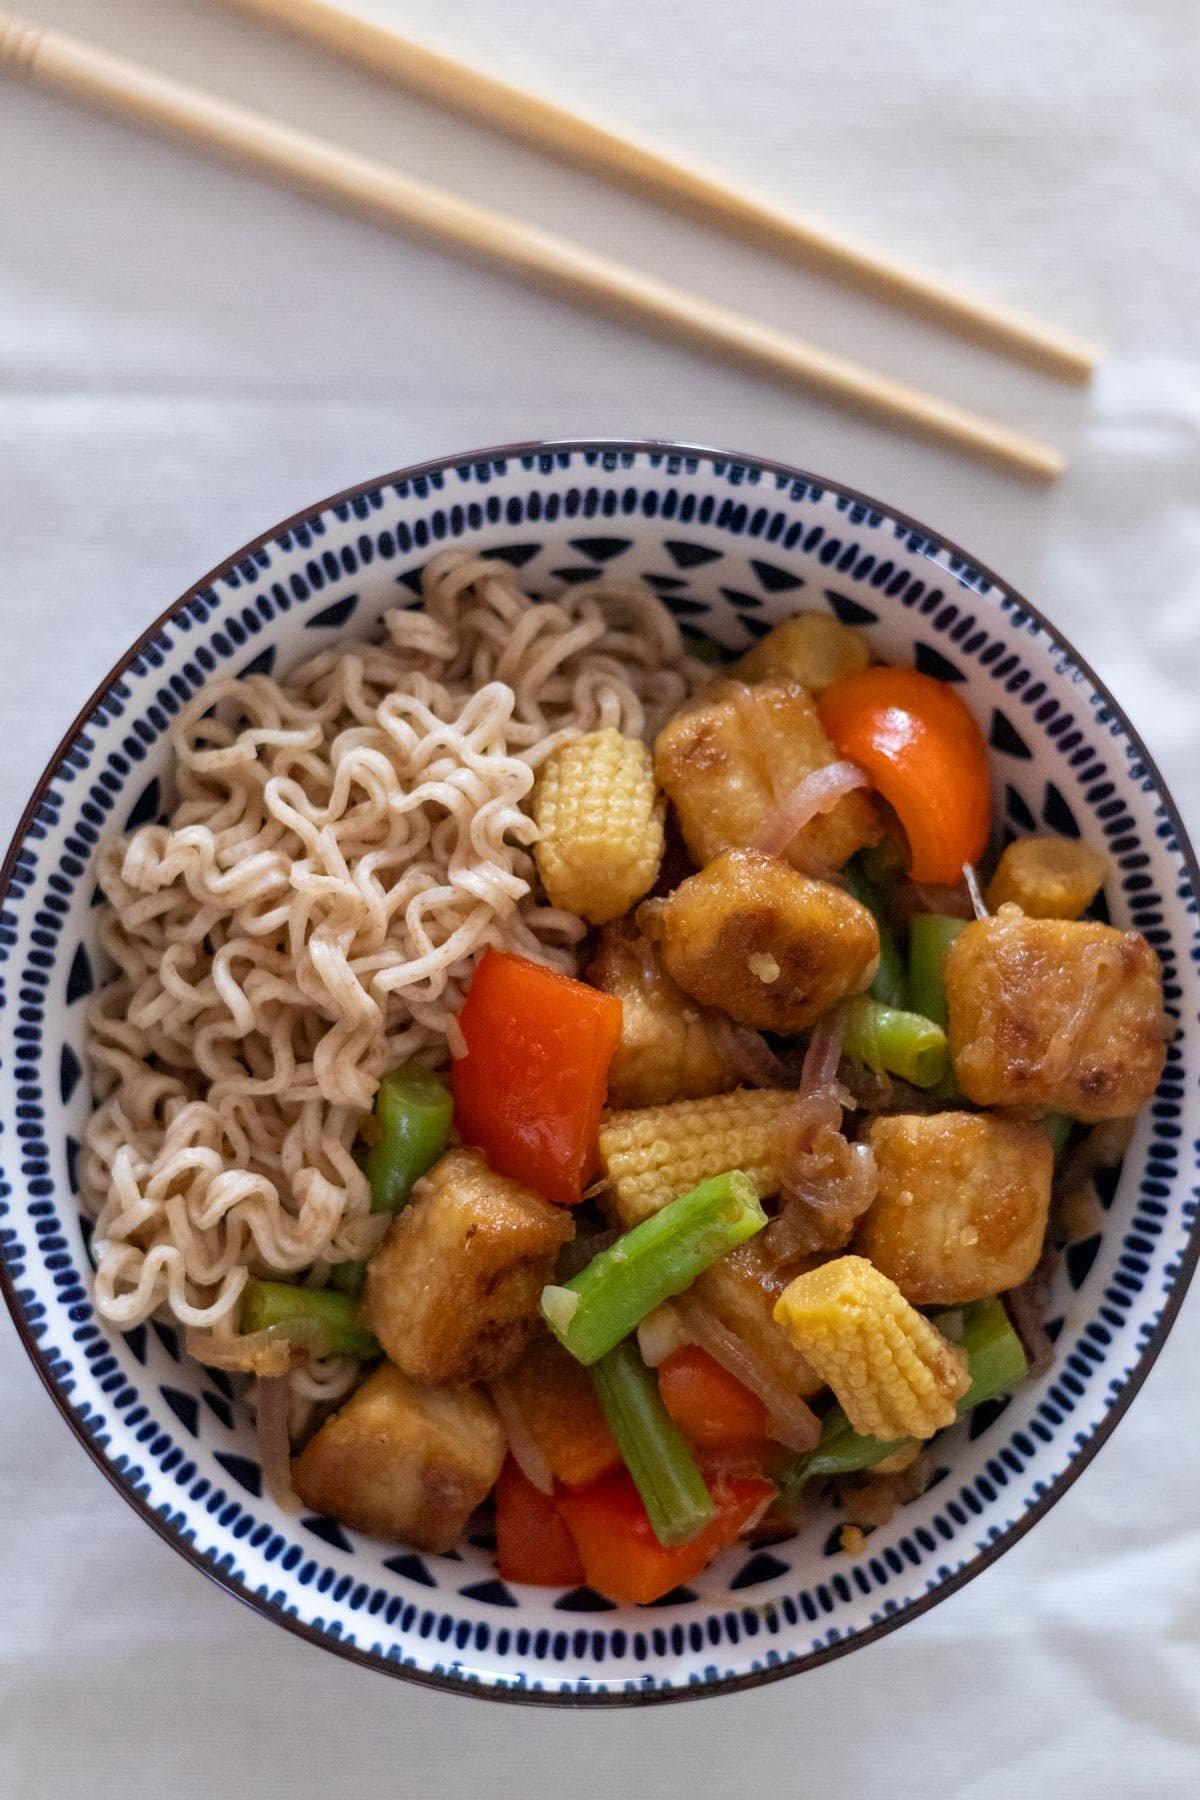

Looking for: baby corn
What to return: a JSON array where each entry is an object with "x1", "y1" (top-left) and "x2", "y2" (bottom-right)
[
  {"x1": 533, "y1": 729, "x2": 664, "y2": 924},
  {"x1": 599, "y1": 1088, "x2": 794, "y2": 1224},
  {"x1": 774, "y1": 1256, "x2": 969, "y2": 1441}
]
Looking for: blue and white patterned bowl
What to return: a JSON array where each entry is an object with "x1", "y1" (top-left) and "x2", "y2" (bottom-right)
[{"x1": 2, "y1": 440, "x2": 1197, "y2": 1704}]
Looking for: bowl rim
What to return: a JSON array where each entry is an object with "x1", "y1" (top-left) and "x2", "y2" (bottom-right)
[{"x1": 2, "y1": 434, "x2": 1197, "y2": 1707}]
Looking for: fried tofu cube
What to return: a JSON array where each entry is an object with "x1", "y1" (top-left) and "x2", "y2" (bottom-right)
[
  {"x1": 945, "y1": 907, "x2": 1168, "y2": 1121},
  {"x1": 641, "y1": 848, "x2": 879, "y2": 1031},
  {"x1": 291, "y1": 1364, "x2": 504, "y2": 1552},
  {"x1": 690, "y1": 1240, "x2": 825, "y2": 1399},
  {"x1": 366, "y1": 1149, "x2": 574, "y2": 1385},
  {"x1": 587, "y1": 919, "x2": 740, "y2": 1108},
  {"x1": 985, "y1": 836, "x2": 1108, "y2": 920},
  {"x1": 855, "y1": 1112, "x2": 1053, "y2": 1304},
  {"x1": 653, "y1": 678, "x2": 881, "y2": 878},
  {"x1": 733, "y1": 613, "x2": 872, "y2": 693}
]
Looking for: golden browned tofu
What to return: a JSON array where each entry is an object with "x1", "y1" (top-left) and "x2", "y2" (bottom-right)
[
  {"x1": 689, "y1": 1241, "x2": 824, "y2": 1398},
  {"x1": 291, "y1": 1364, "x2": 504, "y2": 1552},
  {"x1": 587, "y1": 920, "x2": 739, "y2": 1108},
  {"x1": 945, "y1": 907, "x2": 1168, "y2": 1121},
  {"x1": 855, "y1": 1112, "x2": 1053, "y2": 1304},
  {"x1": 366, "y1": 1149, "x2": 574, "y2": 1385},
  {"x1": 986, "y1": 836, "x2": 1108, "y2": 920},
  {"x1": 641, "y1": 849, "x2": 879, "y2": 1031},
  {"x1": 733, "y1": 613, "x2": 871, "y2": 693},
  {"x1": 653, "y1": 678, "x2": 881, "y2": 877}
]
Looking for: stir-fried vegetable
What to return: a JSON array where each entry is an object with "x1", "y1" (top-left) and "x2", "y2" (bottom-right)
[
  {"x1": 240, "y1": 1279, "x2": 379, "y2": 1361},
  {"x1": 452, "y1": 949, "x2": 622, "y2": 1206},
  {"x1": 656, "y1": 1345, "x2": 770, "y2": 1451},
  {"x1": 366, "y1": 1061, "x2": 454, "y2": 1213},
  {"x1": 843, "y1": 855, "x2": 908, "y2": 1009},
  {"x1": 590, "y1": 1340, "x2": 715, "y2": 1545},
  {"x1": 907, "y1": 912, "x2": 966, "y2": 1029},
  {"x1": 1042, "y1": 1112, "x2": 1073, "y2": 1156},
  {"x1": 328, "y1": 1260, "x2": 367, "y2": 1299},
  {"x1": 494, "y1": 1457, "x2": 585, "y2": 1587},
  {"x1": 781, "y1": 1296, "x2": 1029, "y2": 1493},
  {"x1": 541, "y1": 1169, "x2": 767, "y2": 1365},
  {"x1": 818, "y1": 666, "x2": 990, "y2": 884},
  {"x1": 556, "y1": 1466, "x2": 774, "y2": 1606},
  {"x1": 838, "y1": 994, "x2": 949, "y2": 1089}
]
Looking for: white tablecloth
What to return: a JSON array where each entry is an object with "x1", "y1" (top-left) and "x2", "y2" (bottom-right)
[{"x1": 2, "y1": 0, "x2": 1199, "y2": 1791}]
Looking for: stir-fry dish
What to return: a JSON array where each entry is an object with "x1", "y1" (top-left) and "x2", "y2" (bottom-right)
[{"x1": 83, "y1": 554, "x2": 1169, "y2": 1603}]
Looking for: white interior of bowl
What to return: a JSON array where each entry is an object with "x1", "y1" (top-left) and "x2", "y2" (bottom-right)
[{"x1": 2, "y1": 444, "x2": 1195, "y2": 1702}]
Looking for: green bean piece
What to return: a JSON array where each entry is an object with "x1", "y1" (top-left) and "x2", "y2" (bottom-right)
[
  {"x1": 906, "y1": 913, "x2": 967, "y2": 1031},
  {"x1": 844, "y1": 855, "x2": 907, "y2": 1010},
  {"x1": 541, "y1": 1170, "x2": 767, "y2": 1366},
  {"x1": 781, "y1": 1296, "x2": 1029, "y2": 1494},
  {"x1": 328, "y1": 1260, "x2": 367, "y2": 1299},
  {"x1": 1041, "y1": 1112, "x2": 1073, "y2": 1157},
  {"x1": 366, "y1": 1061, "x2": 454, "y2": 1213},
  {"x1": 838, "y1": 995, "x2": 949, "y2": 1090},
  {"x1": 240, "y1": 1279, "x2": 380, "y2": 1361},
  {"x1": 590, "y1": 1340, "x2": 716, "y2": 1547}
]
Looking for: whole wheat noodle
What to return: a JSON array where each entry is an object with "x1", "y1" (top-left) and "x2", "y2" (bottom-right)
[{"x1": 82, "y1": 548, "x2": 700, "y2": 1415}]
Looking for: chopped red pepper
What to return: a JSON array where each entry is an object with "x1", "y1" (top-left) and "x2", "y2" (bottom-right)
[
  {"x1": 452, "y1": 949, "x2": 622, "y2": 1205},
  {"x1": 818, "y1": 666, "x2": 990, "y2": 885},
  {"x1": 556, "y1": 1466, "x2": 774, "y2": 1606},
  {"x1": 657, "y1": 1346, "x2": 771, "y2": 1451},
  {"x1": 494, "y1": 1458, "x2": 585, "y2": 1588}
]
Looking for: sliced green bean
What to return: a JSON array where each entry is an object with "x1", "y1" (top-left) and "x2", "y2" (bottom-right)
[
  {"x1": 838, "y1": 995, "x2": 949, "y2": 1090},
  {"x1": 844, "y1": 855, "x2": 907, "y2": 1010},
  {"x1": 240, "y1": 1279, "x2": 379, "y2": 1361},
  {"x1": 366, "y1": 1061, "x2": 454, "y2": 1213},
  {"x1": 590, "y1": 1340, "x2": 715, "y2": 1546},
  {"x1": 541, "y1": 1170, "x2": 766, "y2": 1366}
]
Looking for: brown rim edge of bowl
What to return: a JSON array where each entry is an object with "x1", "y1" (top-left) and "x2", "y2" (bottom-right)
[{"x1": 2, "y1": 436, "x2": 1198, "y2": 1708}]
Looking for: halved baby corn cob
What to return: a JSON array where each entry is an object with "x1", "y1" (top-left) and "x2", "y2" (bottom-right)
[
  {"x1": 598, "y1": 1088, "x2": 794, "y2": 1225},
  {"x1": 533, "y1": 728, "x2": 664, "y2": 924},
  {"x1": 773, "y1": 1255, "x2": 969, "y2": 1440}
]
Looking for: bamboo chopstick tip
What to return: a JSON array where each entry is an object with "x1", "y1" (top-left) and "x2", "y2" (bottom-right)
[{"x1": 0, "y1": 12, "x2": 42, "y2": 77}]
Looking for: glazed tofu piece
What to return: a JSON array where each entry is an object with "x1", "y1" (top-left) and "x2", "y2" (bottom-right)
[
  {"x1": 587, "y1": 919, "x2": 740, "y2": 1108},
  {"x1": 690, "y1": 1240, "x2": 824, "y2": 1398},
  {"x1": 855, "y1": 1112, "x2": 1053, "y2": 1304},
  {"x1": 733, "y1": 613, "x2": 871, "y2": 694},
  {"x1": 985, "y1": 836, "x2": 1108, "y2": 921},
  {"x1": 945, "y1": 907, "x2": 1168, "y2": 1121},
  {"x1": 291, "y1": 1364, "x2": 505, "y2": 1552},
  {"x1": 366, "y1": 1149, "x2": 574, "y2": 1385},
  {"x1": 640, "y1": 848, "x2": 879, "y2": 1032},
  {"x1": 653, "y1": 678, "x2": 881, "y2": 878}
]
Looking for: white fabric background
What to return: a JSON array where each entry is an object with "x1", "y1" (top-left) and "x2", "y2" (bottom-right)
[{"x1": 2, "y1": 0, "x2": 1198, "y2": 1792}]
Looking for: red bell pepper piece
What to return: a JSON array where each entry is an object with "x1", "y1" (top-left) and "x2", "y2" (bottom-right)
[
  {"x1": 818, "y1": 666, "x2": 990, "y2": 885},
  {"x1": 556, "y1": 1466, "x2": 774, "y2": 1606},
  {"x1": 452, "y1": 949, "x2": 622, "y2": 1205},
  {"x1": 657, "y1": 1345, "x2": 771, "y2": 1451},
  {"x1": 494, "y1": 1458, "x2": 585, "y2": 1588}
]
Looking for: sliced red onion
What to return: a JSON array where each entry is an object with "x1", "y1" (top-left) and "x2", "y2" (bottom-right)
[
  {"x1": 489, "y1": 1378, "x2": 554, "y2": 1496},
  {"x1": 800, "y1": 1012, "x2": 844, "y2": 1094},
  {"x1": 675, "y1": 1295, "x2": 820, "y2": 1453},
  {"x1": 752, "y1": 761, "x2": 869, "y2": 857},
  {"x1": 962, "y1": 861, "x2": 989, "y2": 920},
  {"x1": 1003, "y1": 1253, "x2": 1058, "y2": 1381},
  {"x1": 254, "y1": 1373, "x2": 300, "y2": 1513},
  {"x1": 706, "y1": 1013, "x2": 789, "y2": 1087}
]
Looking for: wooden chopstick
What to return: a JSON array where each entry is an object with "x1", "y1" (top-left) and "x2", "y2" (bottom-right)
[
  {"x1": 220, "y1": 0, "x2": 1099, "y2": 385},
  {"x1": 0, "y1": 13, "x2": 1064, "y2": 480}
]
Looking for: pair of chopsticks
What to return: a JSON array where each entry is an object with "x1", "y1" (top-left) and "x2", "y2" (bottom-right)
[{"x1": 0, "y1": 2, "x2": 1092, "y2": 479}]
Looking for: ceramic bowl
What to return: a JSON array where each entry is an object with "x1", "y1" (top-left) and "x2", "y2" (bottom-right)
[{"x1": 2, "y1": 440, "x2": 1197, "y2": 1704}]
